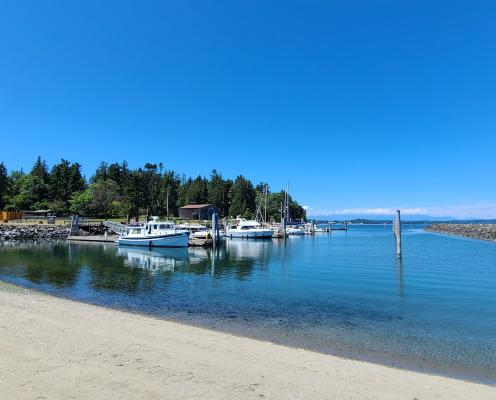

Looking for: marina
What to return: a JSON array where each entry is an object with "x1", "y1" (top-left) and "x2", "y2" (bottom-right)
[{"x1": 1, "y1": 2, "x2": 495, "y2": 397}]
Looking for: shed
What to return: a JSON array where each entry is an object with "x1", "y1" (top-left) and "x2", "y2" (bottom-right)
[
  {"x1": 179, "y1": 204, "x2": 218, "y2": 220},
  {"x1": 22, "y1": 210, "x2": 53, "y2": 219}
]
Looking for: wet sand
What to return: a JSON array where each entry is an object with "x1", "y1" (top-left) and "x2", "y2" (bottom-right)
[{"x1": 0, "y1": 282, "x2": 494, "y2": 399}]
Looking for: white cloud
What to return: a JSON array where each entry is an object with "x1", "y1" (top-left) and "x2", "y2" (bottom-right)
[{"x1": 307, "y1": 202, "x2": 496, "y2": 219}]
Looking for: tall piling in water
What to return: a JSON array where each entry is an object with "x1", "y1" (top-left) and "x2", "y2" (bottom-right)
[
  {"x1": 394, "y1": 209, "x2": 402, "y2": 257},
  {"x1": 211, "y1": 212, "x2": 220, "y2": 245}
]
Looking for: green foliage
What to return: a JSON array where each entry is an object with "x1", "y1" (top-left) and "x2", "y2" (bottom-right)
[
  {"x1": 69, "y1": 189, "x2": 92, "y2": 216},
  {"x1": 207, "y1": 170, "x2": 231, "y2": 216},
  {"x1": 263, "y1": 191, "x2": 306, "y2": 222},
  {"x1": 228, "y1": 175, "x2": 256, "y2": 218},
  {"x1": 49, "y1": 159, "x2": 86, "y2": 210},
  {"x1": 0, "y1": 158, "x2": 306, "y2": 220},
  {"x1": 0, "y1": 162, "x2": 10, "y2": 209},
  {"x1": 89, "y1": 179, "x2": 120, "y2": 218}
]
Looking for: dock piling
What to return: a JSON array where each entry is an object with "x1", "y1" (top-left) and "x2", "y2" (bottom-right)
[
  {"x1": 211, "y1": 212, "x2": 220, "y2": 245},
  {"x1": 394, "y1": 209, "x2": 402, "y2": 257}
]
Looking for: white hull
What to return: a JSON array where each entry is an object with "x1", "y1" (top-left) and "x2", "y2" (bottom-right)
[
  {"x1": 226, "y1": 229, "x2": 273, "y2": 238},
  {"x1": 118, "y1": 232, "x2": 189, "y2": 247},
  {"x1": 287, "y1": 228, "x2": 305, "y2": 236},
  {"x1": 190, "y1": 230, "x2": 225, "y2": 239}
]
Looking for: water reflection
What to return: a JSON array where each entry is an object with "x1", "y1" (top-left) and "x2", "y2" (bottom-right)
[
  {"x1": 118, "y1": 247, "x2": 189, "y2": 272},
  {"x1": 0, "y1": 240, "x2": 263, "y2": 290},
  {"x1": 396, "y1": 256, "x2": 404, "y2": 297}
]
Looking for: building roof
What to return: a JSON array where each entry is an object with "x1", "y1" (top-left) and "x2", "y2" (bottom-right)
[{"x1": 179, "y1": 204, "x2": 211, "y2": 209}]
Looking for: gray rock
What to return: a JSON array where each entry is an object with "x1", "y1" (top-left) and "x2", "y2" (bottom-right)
[{"x1": 425, "y1": 224, "x2": 496, "y2": 241}]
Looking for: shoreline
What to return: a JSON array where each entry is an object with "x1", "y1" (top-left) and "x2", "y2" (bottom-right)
[
  {"x1": 1, "y1": 281, "x2": 494, "y2": 399},
  {"x1": 3, "y1": 275, "x2": 495, "y2": 386},
  {"x1": 425, "y1": 224, "x2": 496, "y2": 242}
]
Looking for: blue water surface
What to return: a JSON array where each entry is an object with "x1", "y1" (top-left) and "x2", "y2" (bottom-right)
[{"x1": 1, "y1": 226, "x2": 495, "y2": 382}]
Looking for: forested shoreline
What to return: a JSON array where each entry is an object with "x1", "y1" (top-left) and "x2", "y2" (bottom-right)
[{"x1": 0, "y1": 158, "x2": 306, "y2": 221}]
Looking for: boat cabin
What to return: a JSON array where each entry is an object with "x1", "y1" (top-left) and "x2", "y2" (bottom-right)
[{"x1": 125, "y1": 217, "x2": 178, "y2": 237}]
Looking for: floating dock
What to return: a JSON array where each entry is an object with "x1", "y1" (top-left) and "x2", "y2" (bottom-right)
[
  {"x1": 67, "y1": 235, "x2": 118, "y2": 243},
  {"x1": 68, "y1": 235, "x2": 214, "y2": 247},
  {"x1": 188, "y1": 238, "x2": 214, "y2": 247}
]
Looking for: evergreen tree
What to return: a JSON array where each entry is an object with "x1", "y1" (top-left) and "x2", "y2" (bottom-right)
[
  {"x1": 91, "y1": 161, "x2": 108, "y2": 183},
  {"x1": 177, "y1": 176, "x2": 192, "y2": 207},
  {"x1": 2, "y1": 157, "x2": 306, "y2": 219},
  {"x1": 208, "y1": 170, "x2": 230, "y2": 216},
  {"x1": 159, "y1": 170, "x2": 180, "y2": 217},
  {"x1": 121, "y1": 170, "x2": 144, "y2": 218},
  {"x1": 228, "y1": 175, "x2": 256, "y2": 218},
  {"x1": 48, "y1": 159, "x2": 87, "y2": 213},
  {"x1": 68, "y1": 163, "x2": 86, "y2": 194},
  {"x1": 0, "y1": 162, "x2": 9, "y2": 210},
  {"x1": 107, "y1": 161, "x2": 129, "y2": 193},
  {"x1": 188, "y1": 175, "x2": 208, "y2": 204},
  {"x1": 30, "y1": 156, "x2": 49, "y2": 183}
]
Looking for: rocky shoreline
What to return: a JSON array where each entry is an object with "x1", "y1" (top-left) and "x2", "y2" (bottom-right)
[
  {"x1": 0, "y1": 224, "x2": 69, "y2": 241},
  {"x1": 425, "y1": 224, "x2": 496, "y2": 241}
]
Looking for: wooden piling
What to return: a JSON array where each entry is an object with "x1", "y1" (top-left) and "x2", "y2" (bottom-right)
[
  {"x1": 211, "y1": 212, "x2": 220, "y2": 245},
  {"x1": 394, "y1": 209, "x2": 402, "y2": 257}
]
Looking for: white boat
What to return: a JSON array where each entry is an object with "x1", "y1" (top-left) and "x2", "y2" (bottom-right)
[
  {"x1": 286, "y1": 226, "x2": 305, "y2": 235},
  {"x1": 118, "y1": 217, "x2": 189, "y2": 247},
  {"x1": 226, "y1": 218, "x2": 273, "y2": 238},
  {"x1": 303, "y1": 223, "x2": 328, "y2": 233},
  {"x1": 177, "y1": 223, "x2": 224, "y2": 239}
]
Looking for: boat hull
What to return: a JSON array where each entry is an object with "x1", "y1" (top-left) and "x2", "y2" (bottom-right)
[
  {"x1": 226, "y1": 230, "x2": 273, "y2": 239},
  {"x1": 287, "y1": 229, "x2": 305, "y2": 236},
  {"x1": 118, "y1": 232, "x2": 189, "y2": 247}
]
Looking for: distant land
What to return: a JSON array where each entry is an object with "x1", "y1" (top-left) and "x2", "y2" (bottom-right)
[{"x1": 308, "y1": 214, "x2": 496, "y2": 224}]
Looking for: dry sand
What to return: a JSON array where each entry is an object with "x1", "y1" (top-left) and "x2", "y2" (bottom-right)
[{"x1": 0, "y1": 282, "x2": 494, "y2": 400}]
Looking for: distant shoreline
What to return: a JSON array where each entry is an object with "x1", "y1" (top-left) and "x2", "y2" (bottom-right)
[{"x1": 425, "y1": 223, "x2": 496, "y2": 241}]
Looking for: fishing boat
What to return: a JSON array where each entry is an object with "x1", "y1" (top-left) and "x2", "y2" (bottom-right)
[
  {"x1": 226, "y1": 218, "x2": 273, "y2": 238},
  {"x1": 118, "y1": 217, "x2": 189, "y2": 247}
]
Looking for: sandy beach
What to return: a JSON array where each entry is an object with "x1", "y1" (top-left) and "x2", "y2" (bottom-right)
[{"x1": 0, "y1": 282, "x2": 494, "y2": 400}]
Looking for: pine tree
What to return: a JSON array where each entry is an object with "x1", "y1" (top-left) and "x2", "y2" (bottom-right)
[
  {"x1": 228, "y1": 175, "x2": 256, "y2": 218},
  {"x1": 0, "y1": 162, "x2": 9, "y2": 210},
  {"x1": 208, "y1": 170, "x2": 230, "y2": 216}
]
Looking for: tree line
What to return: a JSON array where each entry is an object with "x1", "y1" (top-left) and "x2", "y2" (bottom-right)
[{"x1": 0, "y1": 158, "x2": 306, "y2": 221}]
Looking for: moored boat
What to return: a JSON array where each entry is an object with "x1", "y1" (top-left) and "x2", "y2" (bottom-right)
[
  {"x1": 286, "y1": 226, "x2": 305, "y2": 235},
  {"x1": 226, "y1": 218, "x2": 273, "y2": 238},
  {"x1": 118, "y1": 217, "x2": 189, "y2": 247}
]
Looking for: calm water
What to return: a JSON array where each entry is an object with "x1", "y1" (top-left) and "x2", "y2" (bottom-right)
[{"x1": 1, "y1": 226, "x2": 495, "y2": 382}]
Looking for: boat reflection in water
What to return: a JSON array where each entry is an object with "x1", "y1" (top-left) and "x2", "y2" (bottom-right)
[{"x1": 117, "y1": 246, "x2": 189, "y2": 272}]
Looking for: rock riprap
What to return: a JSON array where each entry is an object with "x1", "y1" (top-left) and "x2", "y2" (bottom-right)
[
  {"x1": 425, "y1": 224, "x2": 496, "y2": 241},
  {"x1": 0, "y1": 224, "x2": 69, "y2": 240}
]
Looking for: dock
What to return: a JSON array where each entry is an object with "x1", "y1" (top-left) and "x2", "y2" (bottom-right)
[
  {"x1": 188, "y1": 237, "x2": 214, "y2": 247},
  {"x1": 67, "y1": 234, "x2": 214, "y2": 247},
  {"x1": 67, "y1": 235, "x2": 118, "y2": 243}
]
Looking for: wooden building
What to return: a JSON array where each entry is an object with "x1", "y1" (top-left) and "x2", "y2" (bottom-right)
[{"x1": 178, "y1": 204, "x2": 218, "y2": 220}]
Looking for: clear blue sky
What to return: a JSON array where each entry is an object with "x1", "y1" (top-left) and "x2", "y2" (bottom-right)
[{"x1": 1, "y1": 1, "x2": 495, "y2": 218}]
